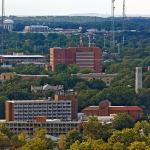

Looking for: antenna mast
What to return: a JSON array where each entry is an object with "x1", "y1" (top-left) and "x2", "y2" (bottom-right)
[
  {"x1": 1, "y1": 0, "x2": 4, "y2": 54},
  {"x1": 111, "y1": 0, "x2": 115, "y2": 49},
  {"x1": 122, "y1": 0, "x2": 126, "y2": 46}
]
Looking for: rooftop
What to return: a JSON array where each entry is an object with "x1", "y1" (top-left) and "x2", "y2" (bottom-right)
[
  {"x1": 7, "y1": 99, "x2": 71, "y2": 104},
  {"x1": 4, "y1": 19, "x2": 14, "y2": 24},
  {"x1": 0, "y1": 55, "x2": 45, "y2": 58},
  {"x1": 109, "y1": 106, "x2": 143, "y2": 111}
]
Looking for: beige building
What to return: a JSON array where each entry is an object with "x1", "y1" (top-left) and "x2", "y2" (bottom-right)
[
  {"x1": 0, "y1": 120, "x2": 80, "y2": 137},
  {"x1": 72, "y1": 73, "x2": 117, "y2": 86}
]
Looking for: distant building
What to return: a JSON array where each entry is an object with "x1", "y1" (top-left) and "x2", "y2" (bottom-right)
[
  {"x1": 50, "y1": 47, "x2": 102, "y2": 73},
  {"x1": 24, "y1": 25, "x2": 49, "y2": 33},
  {"x1": 0, "y1": 53, "x2": 46, "y2": 65},
  {"x1": 31, "y1": 84, "x2": 64, "y2": 94},
  {"x1": 72, "y1": 73, "x2": 117, "y2": 86},
  {"x1": 0, "y1": 73, "x2": 49, "y2": 81},
  {"x1": 82, "y1": 100, "x2": 143, "y2": 120},
  {"x1": 5, "y1": 90, "x2": 78, "y2": 122},
  {"x1": 0, "y1": 119, "x2": 80, "y2": 137},
  {"x1": 0, "y1": 73, "x2": 16, "y2": 80},
  {"x1": 3, "y1": 19, "x2": 14, "y2": 32}
]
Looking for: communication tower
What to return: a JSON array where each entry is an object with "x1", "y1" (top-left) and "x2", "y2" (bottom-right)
[{"x1": 111, "y1": 0, "x2": 115, "y2": 49}]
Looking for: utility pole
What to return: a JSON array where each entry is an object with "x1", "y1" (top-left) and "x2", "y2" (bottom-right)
[
  {"x1": 111, "y1": 0, "x2": 115, "y2": 49},
  {"x1": 1, "y1": 0, "x2": 4, "y2": 54},
  {"x1": 122, "y1": 0, "x2": 126, "y2": 46}
]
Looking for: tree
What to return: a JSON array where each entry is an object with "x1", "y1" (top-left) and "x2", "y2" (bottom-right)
[
  {"x1": 74, "y1": 82, "x2": 88, "y2": 92},
  {"x1": 58, "y1": 129, "x2": 81, "y2": 150},
  {"x1": 70, "y1": 139, "x2": 112, "y2": 150},
  {"x1": 137, "y1": 88, "x2": 150, "y2": 114},
  {"x1": 80, "y1": 68, "x2": 95, "y2": 74},
  {"x1": 134, "y1": 121, "x2": 150, "y2": 136},
  {"x1": 0, "y1": 97, "x2": 8, "y2": 119},
  {"x1": 112, "y1": 113, "x2": 135, "y2": 130},
  {"x1": 21, "y1": 129, "x2": 55, "y2": 150},
  {"x1": 0, "y1": 132, "x2": 11, "y2": 149},
  {"x1": 143, "y1": 76, "x2": 150, "y2": 88},
  {"x1": 55, "y1": 64, "x2": 68, "y2": 73},
  {"x1": 128, "y1": 141, "x2": 146, "y2": 150},
  {"x1": 83, "y1": 117, "x2": 112, "y2": 140},
  {"x1": 68, "y1": 64, "x2": 80, "y2": 74},
  {"x1": 109, "y1": 128, "x2": 143, "y2": 147},
  {"x1": 58, "y1": 135, "x2": 66, "y2": 150},
  {"x1": 87, "y1": 79, "x2": 106, "y2": 90},
  {"x1": 112, "y1": 142, "x2": 127, "y2": 150}
]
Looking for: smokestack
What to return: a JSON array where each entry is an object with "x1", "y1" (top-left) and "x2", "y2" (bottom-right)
[
  {"x1": 135, "y1": 67, "x2": 142, "y2": 93},
  {"x1": 80, "y1": 34, "x2": 83, "y2": 47}
]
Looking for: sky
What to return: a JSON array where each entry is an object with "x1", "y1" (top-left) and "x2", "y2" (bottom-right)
[{"x1": 1, "y1": 0, "x2": 150, "y2": 16}]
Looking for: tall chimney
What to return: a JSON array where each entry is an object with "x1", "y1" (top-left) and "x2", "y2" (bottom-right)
[{"x1": 135, "y1": 67, "x2": 142, "y2": 93}]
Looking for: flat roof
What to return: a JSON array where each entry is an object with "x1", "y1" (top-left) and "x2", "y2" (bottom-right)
[
  {"x1": 0, "y1": 55, "x2": 45, "y2": 58},
  {"x1": 2, "y1": 120, "x2": 80, "y2": 124},
  {"x1": 16, "y1": 74, "x2": 49, "y2": 77},
  {"x1": 7, "y1": 99, "x2": 71, "y2": 103}
]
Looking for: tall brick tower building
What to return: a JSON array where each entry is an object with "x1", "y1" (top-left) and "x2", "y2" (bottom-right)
[{"x1": 50, "y1": 47, "x2": 102, "y2": 73}]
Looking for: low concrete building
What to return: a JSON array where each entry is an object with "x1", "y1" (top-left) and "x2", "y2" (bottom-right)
[
  {"x1": 16, "y1": 74, "x2": 49, "y2": 80},
  {"x1": 0, "y1": 119, "x2": 80, "y2": 137},
  {"x1": 31, "y1": 84, "x2": 64, "y2": 94},
  {"x1": 0, "y1": 53, "x2": 46, "y2": 66},
  {"x1": 72, "y1": 73, "x2": 117, "y2": 86}
]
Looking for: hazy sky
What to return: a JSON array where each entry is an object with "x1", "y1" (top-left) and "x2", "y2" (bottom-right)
[{"x1": 1, "y1": 0, "x2": 150, "y2": 16}]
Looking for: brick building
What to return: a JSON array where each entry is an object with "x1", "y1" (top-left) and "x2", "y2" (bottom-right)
[
  {"x1": 5, "y1": 90, "x2": 78, "y2": 122},
  {"x1": 50, "y1": 47, "x2": 102, "y2": 73},
  {"x1": 82, "y1": 100, "x2": 143, "y2": 120}
]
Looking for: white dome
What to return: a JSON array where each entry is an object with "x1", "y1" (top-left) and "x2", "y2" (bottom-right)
[{"x1": 4, "y1": 19, "x2": 14, "y2": 24}]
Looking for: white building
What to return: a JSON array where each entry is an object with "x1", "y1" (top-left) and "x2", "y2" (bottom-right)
[{"x1": 4, "y1": 19, "x2": 14, "y2": 32}]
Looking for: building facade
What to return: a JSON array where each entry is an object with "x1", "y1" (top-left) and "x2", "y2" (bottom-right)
[
  {"x1": 5, "y1": 91, "x2": 78, "y2": 122},
  {"x1": 3, "y1": 19, "x2": 14, "y2": 32},
  {"x1": 0, "y1": 53, "x2": 46, "y2": 65},
  {"x1": 0, "y1": 120, "x2": 80, "y2": 137},
  {"x1": 82, "y1": 100, "x2": 143, "y2": 120},
  {"x1": 72, "y1": 73, "x2": 117, "y2": 86},
  {"x1": 24, "y1": 25, "x2": 49, "y2": 33},
  {"x1": 50, "y1": 47, "x2": 102, "y2": 73}
]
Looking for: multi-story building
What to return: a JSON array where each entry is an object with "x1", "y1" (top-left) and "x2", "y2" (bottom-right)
[
  {"x1": 0, "y1": 53, "x2": 46, "y2": 66},
  {"x1": 5, "y1": 90, "x2": 78, "y2": 122},
  {"x1": 82, "y1": 100, "x2": 143, "y2": 120},
  {"x1": 50, "y1": 47, "x2": 102, "y2": 73},
  {"x1": 24, "y1": 25, "x2": 49, "y2": 33},
  {"x1": 0, "y1": 119, "x2": 80, "y2": 137}
]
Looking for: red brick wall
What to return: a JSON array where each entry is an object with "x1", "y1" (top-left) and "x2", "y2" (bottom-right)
[
  {"x1": 50, "y1": 47, "x2": 102, "y2": 73},
  {"x1": 5, "y1": 102, "x2": 14, "y2": 122},
  {"x1": 82, "y1": 109, "x2": 99, "y2": 116}
]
